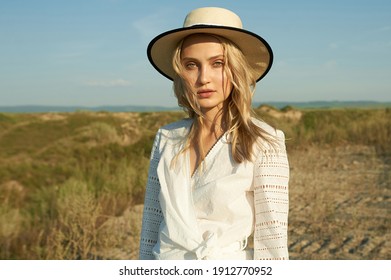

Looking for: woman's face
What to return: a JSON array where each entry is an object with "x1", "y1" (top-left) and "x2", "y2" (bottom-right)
[{"x1": 180, "y1": 34, "x2": 233, "y2": 115}]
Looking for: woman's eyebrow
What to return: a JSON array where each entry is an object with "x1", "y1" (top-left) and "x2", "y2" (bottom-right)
[{"x1": 181, "y1": 54, "x2": 224, "y2": 61}]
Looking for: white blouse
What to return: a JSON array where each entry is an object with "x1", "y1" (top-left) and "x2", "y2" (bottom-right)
[{"x1": 139, "y1": 118, "x2": 289, "y2": 260}]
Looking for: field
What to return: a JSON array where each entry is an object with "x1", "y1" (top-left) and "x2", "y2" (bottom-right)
[{"x1": 0, "y1": 106, "x2": 390, "y2": 259}]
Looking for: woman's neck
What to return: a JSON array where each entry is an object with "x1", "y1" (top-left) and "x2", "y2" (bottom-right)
[{"x1": 200, "y1": 107, "x2": 227, "y2": 137}]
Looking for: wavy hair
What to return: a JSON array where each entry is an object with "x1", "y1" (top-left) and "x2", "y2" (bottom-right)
[{"x1": 172, "y1": 34, "x2": 276, "y2": 165}]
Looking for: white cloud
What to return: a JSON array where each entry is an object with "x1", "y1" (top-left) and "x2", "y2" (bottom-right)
[
  {"x1": 323, "y1": 60, "x2": 338, "y2": 69},
  {"x1": 328, "y1": 42, "x2": 339, "y2": 49},
  {"x1": 377, "y1": 26, "x2": 391, "y2": 32},
  {"x1": 351, "y1": 41, "x2": 391, "y2": 52},
  {"x1": 84, "y1": 79, "x2": 132, "y2": 87}
]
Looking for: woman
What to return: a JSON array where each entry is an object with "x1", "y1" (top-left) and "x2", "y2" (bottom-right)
[{"x1": 139, "y1": 7, "x2": 289, "y2": 260}]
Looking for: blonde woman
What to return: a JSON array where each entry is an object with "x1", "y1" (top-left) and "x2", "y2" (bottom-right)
[{"x1": 139, "y1": 7, "x2": 289, "y2": 260}]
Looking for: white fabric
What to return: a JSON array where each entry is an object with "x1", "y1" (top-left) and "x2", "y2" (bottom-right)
[{"x1": 139, "y1": 118, "x2": 289, "y2": 260}]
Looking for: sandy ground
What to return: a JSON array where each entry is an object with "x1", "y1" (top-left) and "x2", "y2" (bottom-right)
[{"x1": 288, "y1": 145, "x2": 390, "y2": 259}]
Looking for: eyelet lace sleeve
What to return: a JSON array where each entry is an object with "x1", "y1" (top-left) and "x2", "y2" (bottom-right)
[
  {"x1": 139, "y1": 130, "x2": 164, "y2": 259},
  {"x1": 253, "y1": 130, "x2": 290, "y2": 260}
]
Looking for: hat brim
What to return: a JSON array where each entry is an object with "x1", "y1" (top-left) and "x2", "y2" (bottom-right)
[{"x1": 147, "y1": 25, "x2": 273, "y2": 82}]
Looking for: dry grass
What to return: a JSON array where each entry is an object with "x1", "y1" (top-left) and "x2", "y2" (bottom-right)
[{"x1": 0, "y1": 107, "x2": 390, "y2": 259}]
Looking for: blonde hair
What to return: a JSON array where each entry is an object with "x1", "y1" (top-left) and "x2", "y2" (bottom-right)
[{"x1": 172, "y1": 34, "x2": 276, "y2": 164}]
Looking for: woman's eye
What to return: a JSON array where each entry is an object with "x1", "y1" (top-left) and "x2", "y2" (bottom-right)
[
  {"x1": 213, "y1": 61, "x2": 224, "y2": 67},
  {"x1": 185, "y1": 62, "x2": 197, "y2": 69}
]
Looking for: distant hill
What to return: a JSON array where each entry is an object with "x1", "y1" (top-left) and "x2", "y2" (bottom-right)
[
  {"x1": 255, "y1": 100, "x2": 391, "y2": 109},
  {"x1": 0, "y1": 101, "x2": 390, "y2": 113},
  {"x1": 0, "y1": 105, "x2": 178, "y2": 113}
]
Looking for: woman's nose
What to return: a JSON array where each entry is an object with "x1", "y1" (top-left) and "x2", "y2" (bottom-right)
[{"x1": 198, "y1": 65, "x2": 210, "y2": 85}]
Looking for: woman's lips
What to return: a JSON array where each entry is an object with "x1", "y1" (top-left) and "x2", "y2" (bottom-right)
[{"x1": 197, "y1": 90, "x2": 214, "y2": 98}]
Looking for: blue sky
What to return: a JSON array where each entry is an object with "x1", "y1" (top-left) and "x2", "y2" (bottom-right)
[{"x1": 1, "y1": 0, "x2": 390, "y2": 107}]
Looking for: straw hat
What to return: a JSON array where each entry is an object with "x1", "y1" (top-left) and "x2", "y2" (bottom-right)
[{"x1": 147, "y1": 7, "x2": 273, "y2": 82}]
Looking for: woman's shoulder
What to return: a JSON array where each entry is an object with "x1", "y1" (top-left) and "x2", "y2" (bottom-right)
[
  {"x1": 156, "y1": 118, "x2": 192, "y2": 140},
  {"x1": 250, "y1": 117, "x2": 287, "y2": 157},
  {"x1": 159, "y1": 118, "x2": 192, "y2": 132},
  {"x1": 251, "y1": 117, "x2": 284, "y2": 138}
]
